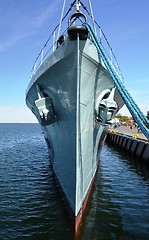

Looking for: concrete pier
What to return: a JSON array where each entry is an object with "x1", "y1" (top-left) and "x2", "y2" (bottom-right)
[
  {"x1": 106, "y1": 126, "x2": 149, "y2": 166},
  {"x1": 114, "y1": 126, "x2": 147, "y2": 141}
]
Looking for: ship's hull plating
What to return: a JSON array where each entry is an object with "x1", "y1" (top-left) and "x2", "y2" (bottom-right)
[{"x1": 26, "y1": 37, "x2": 123, "y2": 232}]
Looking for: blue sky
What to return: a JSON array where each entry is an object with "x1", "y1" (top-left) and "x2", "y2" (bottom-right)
[{"x1": 0, "y1": 0, "x2": 149, "y2": 122}]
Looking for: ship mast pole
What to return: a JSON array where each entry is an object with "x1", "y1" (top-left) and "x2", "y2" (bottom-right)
[
  {"x1": 57, "y1": 0, "x2": 67, "y2": 41},
  {"x1": 87, "y1": 0, "x2": 97, "y2": 35},
  {"x1": 76, "y1": 0, "x2": 81, "y2": 12}
]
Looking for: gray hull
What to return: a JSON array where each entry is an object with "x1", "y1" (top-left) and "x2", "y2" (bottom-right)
[{"x1": 26, "y1": 37, "x2": 123, "y2": 218}]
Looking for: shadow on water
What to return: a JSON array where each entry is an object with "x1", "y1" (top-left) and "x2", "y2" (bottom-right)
[
  {"x1": 108, "y1": 140, "x2": 149, "y2": 181},
  {"x1": 79, "y1": 144, "x2": 149, "y2": 240},
  {"x1": 30, "y1": 142, "x2": 149, "y2": 240}
]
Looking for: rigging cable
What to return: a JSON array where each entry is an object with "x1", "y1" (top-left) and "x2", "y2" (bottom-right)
[
  {"x1": 87, "y1": 0, "x2": 97, "y2": 35},
  {"x1": 79, "y1": 1, "x2": 123, "y2": 80},
  {"x1": 31, "y1": 0, "x2": 76, "y2": 75},
  {"x1": 83, "y1": 22, "x2": 149, "y2": 140}
]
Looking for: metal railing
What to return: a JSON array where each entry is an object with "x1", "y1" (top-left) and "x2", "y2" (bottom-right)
[
  {"x1": 84, "y1": 22, "x2": 149, "y2": 139},
  {"x1": 30, "y1": 15, "x2": 124, "y2": 82},
  {"x1": 94, "y1": 22, "x2": 124, "y2": 82},
  {"x1": 30, "y1": 24, "x2": 66, "y2": 79}
]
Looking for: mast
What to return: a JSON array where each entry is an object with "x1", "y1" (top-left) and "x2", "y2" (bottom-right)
[
  {"x1": 75, "y1": 0, "x2": 81, "y2": 12},
  {"x1": 57, "y1": 0, "x2": 67, "y2": 40}
]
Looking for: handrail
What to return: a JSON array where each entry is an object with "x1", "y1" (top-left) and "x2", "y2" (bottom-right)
[
  {"x1": 94, "y1": 22, "x2": 124, "y2": 82},
  {"x1": 30, "y1": 1, "x2": 124, "y2": 82},
  {"x1": 30, "y1": 0, "x2": 76, "y2": 79},
  {"x1": 30, "y1": 26, "x2": 69, "y2": 80},
  {"x1": 30, "y1": 22, "x2": 123, "y2": 82},
  {"x1": 83, "y1": 22, "x2": 149, "y2": 140}
]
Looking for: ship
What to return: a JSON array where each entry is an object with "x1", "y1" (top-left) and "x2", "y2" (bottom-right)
[{"x1": 26, "y1": 0, "x2": 124, "y2": 234}]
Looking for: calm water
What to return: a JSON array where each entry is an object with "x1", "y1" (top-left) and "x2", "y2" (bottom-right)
[{"x1": 0, "y1": 123, "x2": 149, "y2": 240}]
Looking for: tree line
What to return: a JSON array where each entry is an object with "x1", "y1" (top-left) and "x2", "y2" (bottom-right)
[{"x1": 116, "y1": 111, "x2": 149, "y2": 123}]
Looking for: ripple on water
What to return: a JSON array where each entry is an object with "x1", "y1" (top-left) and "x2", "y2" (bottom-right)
[{"x1": 0, "y1": 124, "x2": 149, "y2": 240}]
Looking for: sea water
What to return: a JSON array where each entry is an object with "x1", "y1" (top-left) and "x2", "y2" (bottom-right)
[{"x1": 0, "y1": 123, "x2": 149, "y2": 240}]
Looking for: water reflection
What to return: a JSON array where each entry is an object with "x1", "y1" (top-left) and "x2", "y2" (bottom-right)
[
  {"x1": 1, "y1": 124, "x2": 149, "y2": 240},
  {"x1": 80, "y1": 144, "x2": 149, "y2": 240}
]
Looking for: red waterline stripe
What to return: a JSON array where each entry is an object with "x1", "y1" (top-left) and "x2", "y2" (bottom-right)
[{"x1": 50, "y1": 162, "x2": 99, "y2": 238}]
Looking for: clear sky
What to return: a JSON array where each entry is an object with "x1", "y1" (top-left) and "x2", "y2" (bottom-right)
[{"x1": 0, "y1": 0, "x2": 149, "y2": 122}]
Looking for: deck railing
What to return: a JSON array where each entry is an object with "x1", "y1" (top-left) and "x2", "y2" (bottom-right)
[
  {"x1": 30, "y1": 20, "x2": 123, "y2": 83},
  {"x1": 94, "y1": 21, "x2": 123, "y2": 81},
  {"x1": 30, "y1": 24, "x2": 64, "y2": 79}
]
